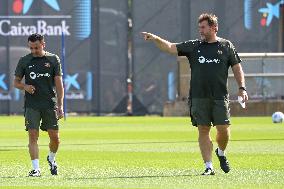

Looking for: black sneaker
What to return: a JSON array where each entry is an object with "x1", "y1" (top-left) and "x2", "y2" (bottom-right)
[
  {"x1": 28, "y1": 169, "x2": 41, "y2": 177},
  {"x1": 47, "y1": 156, "x2": 58, "y2": 175},
  {"x1": 201, "y1": 168, "x2": 215, "y2": 175},
  {"x1": 215, "y1": 148, "x2": 230, "y2": 173}
]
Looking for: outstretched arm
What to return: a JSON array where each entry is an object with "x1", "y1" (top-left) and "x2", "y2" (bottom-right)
[
  {"x1": 232, "y1": 63, "x2": 248, "y2": 102},
  {"x1": 141, "y1": 32, "x2": 178, "y2": 55}
]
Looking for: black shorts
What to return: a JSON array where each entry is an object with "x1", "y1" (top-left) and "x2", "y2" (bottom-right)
[
  {"x1": 24, "y1": 108, "x2": 59, "y2": 131},
  {"x1": 189, "y1": 98, "x2": 230, "y2": 127}
]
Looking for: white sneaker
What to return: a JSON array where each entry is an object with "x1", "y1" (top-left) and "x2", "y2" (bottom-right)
[{"x1": 28, "y1": 169, "x2": 41, "y2": 177}]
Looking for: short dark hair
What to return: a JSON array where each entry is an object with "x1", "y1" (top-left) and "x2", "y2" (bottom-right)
[
  {"x1": 198, "y1": 13, "x2": 218, "y2": 28},
  {"x1": 28, "y1": 33, "x2": 44, "y2": 42}
]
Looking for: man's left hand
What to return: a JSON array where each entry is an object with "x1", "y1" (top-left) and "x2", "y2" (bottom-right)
[
  {"x1": 238, "y1": 89, "x2": 248, "y2": 103},
  {"x1": 57, "y1": 106, "x2": 64, "y2": 119}
]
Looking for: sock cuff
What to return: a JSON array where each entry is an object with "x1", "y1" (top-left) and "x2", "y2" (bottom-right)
[
  {"x1": 32, "y1": 159, "x2": 40, "y2": 170},
  {"x1": 205, "y1": 161, "x2": 213, "y2": 169},
  {"x1": 218, "y1": 148, "x2": 225, "y2": 156}
]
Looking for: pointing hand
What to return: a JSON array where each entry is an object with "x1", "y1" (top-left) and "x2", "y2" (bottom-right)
[{"x1": 141, "y1": 32, "x2": 157, "y2": 41}]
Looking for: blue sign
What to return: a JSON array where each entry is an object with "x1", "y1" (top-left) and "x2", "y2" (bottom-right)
[
  {"x1": 0, "y1": 74, "x2": 8, "y2": 91},
  {"x1": 64, "y1": 72, "x2": 92, "y2": 100},
  {"x1": 23, "y1": 0, "x2": 60, "y2": 14},
  {"x1": 65, "y1": 73, "x2": 80, "y2": 91}
]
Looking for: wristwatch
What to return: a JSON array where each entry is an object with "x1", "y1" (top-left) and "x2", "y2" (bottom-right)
[{"x1": 239, "y1": 86, "x2": 246, "y2": 91}]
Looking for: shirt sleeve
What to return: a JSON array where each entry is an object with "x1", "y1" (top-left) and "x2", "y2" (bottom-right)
[
  {"x1": 176, "y1": 40, "x2": 197, "y2": 56},
  {"x1": 53, "y1": 55, "x2": 63, "y2": 76},
  {"x1": 14, "y1": 57, "x2": 25, "y2": 78},
  {"x1": 228, "y1": 41, "x2": 241, "y2": 67}
]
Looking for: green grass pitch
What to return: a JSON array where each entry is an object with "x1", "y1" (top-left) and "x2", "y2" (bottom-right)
[{"x1": 0, "y1": 116, "x2": 284, "y2": 189}]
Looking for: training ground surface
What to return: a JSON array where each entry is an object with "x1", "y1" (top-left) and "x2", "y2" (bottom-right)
[{"x1": 0, "y1": 116, "x2": 283, "y2": 189}]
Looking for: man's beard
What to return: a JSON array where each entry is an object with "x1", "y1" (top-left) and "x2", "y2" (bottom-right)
[{"x1": 200, "y1": 34, "x2": 211, "y2": 42}]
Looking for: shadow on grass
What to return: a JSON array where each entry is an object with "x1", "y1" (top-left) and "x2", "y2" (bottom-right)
[
  {"x1": 0, "y1": 149, "x2": 22, "y2": 151},
  {"x1": 0, "y1": 176, "x2": 29, "y2": 178},
  {"x1": 65, "y1": 173, "x2": 199, "y2": 180},
  {"x1": 0, "y1": 172, "x2": 203, "y2": 180},
  {"x1": 0, "y1": 176, "x2": 17, "y2": 178},
  {"x1": 66, "y1": 141, "x2": 197, "y2": 146},
  {"x1": 59, "y1": 138, "x2": 284, "y2": 146}
]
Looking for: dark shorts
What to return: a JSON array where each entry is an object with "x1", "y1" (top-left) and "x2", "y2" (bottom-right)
[
  {"x1": 24, "y1": 108, "x2": 59, "y2": 131},
  {"x1": 189, "y1": 98, "x2": 230, "y2": 127}
]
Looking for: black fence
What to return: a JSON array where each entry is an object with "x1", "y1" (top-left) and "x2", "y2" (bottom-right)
[{"x1": 0, "y1": 0, "x2": 283, "y2": 115}]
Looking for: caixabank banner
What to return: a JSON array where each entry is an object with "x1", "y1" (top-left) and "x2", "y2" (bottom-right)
[
  {"x1": 0, "y1": 0, "x2": 94, "y2": 113},
  {"x1": 0, "y1": 0, "x2": 91, "y2": 39},
  {"x1": 0, "y1": 0, "x2": 129, "y2": 114},
  {"x1": 244, "y1": 0, "x2": 284, "y2": 30}
]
